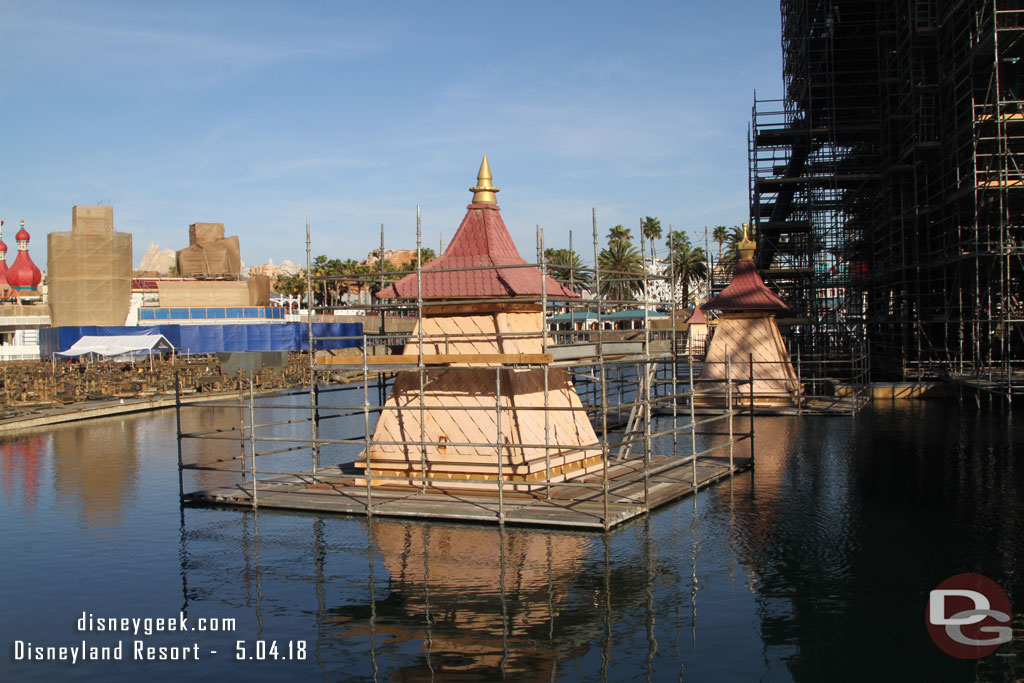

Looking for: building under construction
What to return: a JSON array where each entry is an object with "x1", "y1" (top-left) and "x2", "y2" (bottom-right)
[{"x1": 750, "y1": 0, "x2": 1024, "y2": 401}]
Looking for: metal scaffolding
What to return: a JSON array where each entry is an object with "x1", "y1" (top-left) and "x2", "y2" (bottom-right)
[
  {"x1": 176, "y1": 219, "x2": 755, "y2": 531},
  {"x1": 751, "y1": 0, "x2": 1024, "y2": 403}
]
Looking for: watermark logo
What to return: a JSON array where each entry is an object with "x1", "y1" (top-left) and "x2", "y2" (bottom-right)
[{"x1": 926, "y1": 573, "x2": 1012, "y2": 659}]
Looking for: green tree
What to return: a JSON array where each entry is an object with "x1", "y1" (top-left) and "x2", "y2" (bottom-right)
[
  {"x1": 718, "y1": 225, "x2": 749, "y2": 275},
  {"x1": 712, "y1": 225, "x2": 729, "y2": 264},
  {"x1": 366, "y1": 258, "x2": 399, "y2": 295},
  {"x1": 273, "y1": 271, "x2": 307, "y2": 298},
  {"x1": 311, "y1": 255, "x2": 330, "y2": 307},
  {"x1": 641, "y1": 216, "x2": 662, "y2": 259},
  {"x1": 598, "y1": 240, "x2": 644, "y2": 303},
  {"x1": 667, "y1": 241, "x2": 709, "y2": 306},
  {"x1": 332, "y1": 258, "x2": 361, "y2": 305},
  {"x1": 665, "y1": 230, "x2": 691, "y2": 253},
  {"x1": 607, "y1": 225, "x2": 632, "y2": 244},
  {"x1": 399, "y1": 248, "x2": 436, "y2": 272},
  {"x1": 544, "y1": 248, "x2": 592, "y2": 291}
]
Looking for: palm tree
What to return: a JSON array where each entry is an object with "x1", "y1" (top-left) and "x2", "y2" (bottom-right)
[
  {"x1": 641, "y1": 216, "x2": 662, "y2": 259},
  {"x1": 333, "y1": 258, "x2": 361, "y2": 305},
  {"x1": 665, "y1": 230, "x2": 691, "y2": 254},
  {"x1": 311, "y1": 254, "x2": 330, "y2": 307},
  {"x1": 399, "y1": 248, "x2": 436, "y2": 272},
  {"x1": 668, "y1": 242, "x2": 709, "y2": 306},
  {"x1": 712, "y1": 225, "x2": 728, "y2": 264},
  {"x1": 544, "y1": 248, "x2": 592, "y2": 292},
  {"x1": 598, "y1": 240, "x2": 644, "y2": 303},
  {"x1": 274, "y1": 271, "x2": 306, "y2": 298},
  {"x1": 607, "y1": 225, "x2": 632, "y2": 244},
  {"x1": 718, "y1": 225, "x2": 749, "y2": 275},
  {"x1": 369, "y1": 259, "x2": 399, "y2": 295}
]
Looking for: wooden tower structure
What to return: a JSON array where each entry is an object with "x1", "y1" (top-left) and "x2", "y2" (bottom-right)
[
  {"x1": 355, "y1": 157, "x2": 603, "y2": 489},
  {"x1": 697, "y1": 224, "x2": 799, "y2": 406}
]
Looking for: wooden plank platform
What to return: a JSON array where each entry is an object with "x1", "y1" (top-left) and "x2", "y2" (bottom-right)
[
  {"x1": 184, "y1": 452, "x2": 751, "y2": 530},
  {"x1": 0, "y1": 392, "x2": 241, "y2": 433},
  {"x1": 317, "y1": 353, "x2": 553, "y2": 367},
  {"x1": 657, "y1": 393, "x2": 865, "y2": 417}
]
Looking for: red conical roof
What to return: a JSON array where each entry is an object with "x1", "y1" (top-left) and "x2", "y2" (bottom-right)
[
  {"x1": 685, "y1": 305, "x2": 707, "y2": 324},
  {"x1": 15, "y1": 227, "x2": 30, "y2": 242},
  {"x1": 379, "y1": 158, "x2": 579, "y2": 301},
  {"x1": 379, "y1": 159, "x2": 579, "y2": 301},
  {"x1": 703, "y1": 258, "x2": 788, "y2": 311},
  {"x1": 378, "y1": 203, "x2": 578, "y2": 300},
  {"x1": 0, "y1": 240, "x2": 7, "y2": 253}
]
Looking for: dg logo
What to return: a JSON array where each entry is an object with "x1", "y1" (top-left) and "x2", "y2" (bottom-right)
[{"x1": 926, "y1": 573, "x2": 1013, "y2": 659}]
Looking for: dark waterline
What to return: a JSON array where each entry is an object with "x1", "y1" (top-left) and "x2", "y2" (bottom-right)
[{"x1": 2, "y1": 401, "x2": 1021, "y2": 681}]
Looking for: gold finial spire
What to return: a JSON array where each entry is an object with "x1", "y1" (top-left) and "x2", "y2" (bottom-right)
[
  {"x1": 469, "y1": 154, "x2": 500, "y2": 204},
  {"x1": 737, "y1": 222, "x2": 757, "y2": 260}
]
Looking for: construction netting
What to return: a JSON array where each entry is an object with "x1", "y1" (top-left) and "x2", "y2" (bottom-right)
[
  {"x1": 154, "y1": 278, "x2": 270, "y2": 307},
  {"x1": 156, "y1": 281, "x2": 251, "y2": 307},
  {"x1": 71, "y1": 205, "x2": 114, "y2": 234},
  {"x1": 47, "y1": 231, "x2": 132, "y2": 327},
  {"x1": 247, "y1": 274, "x2": 270, "y2": 306},
  {"x1": 176, "y1": 223, "x2": 241, "y2": 277}
]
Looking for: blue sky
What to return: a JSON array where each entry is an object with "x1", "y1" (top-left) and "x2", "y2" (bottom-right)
[{"x1": 0, "y1": 1, "x2": 783, "y2": 270}]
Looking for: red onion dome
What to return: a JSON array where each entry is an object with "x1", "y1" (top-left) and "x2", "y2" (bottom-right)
[{"x1": 7, "y1": 222, "x2": 41, "y2": 290}]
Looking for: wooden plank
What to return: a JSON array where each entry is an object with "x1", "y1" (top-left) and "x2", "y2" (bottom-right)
[
  {"x1": 317, "y1": 353, "x2": 552, "y2": 366},
  {"x1": 185, "y1": 454, "x2": 753, "y2": 529},
  {"x1": 422, "y1": 303, "x2": 544, "y2": 316}
]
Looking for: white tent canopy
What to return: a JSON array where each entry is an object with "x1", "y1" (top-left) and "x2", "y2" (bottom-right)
[{"x1": 58, "y1": 334, "x2": 175, "y2": 358}]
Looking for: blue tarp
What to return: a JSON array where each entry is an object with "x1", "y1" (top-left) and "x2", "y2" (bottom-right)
[{"x1": 39, "y1": 323, "x2": 363, "y2": 358}]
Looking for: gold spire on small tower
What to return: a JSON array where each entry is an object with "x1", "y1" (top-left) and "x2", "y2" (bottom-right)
[
  {"x1": 469, "y1": 154, "x2": 500, "y2": 204},
  {"x1": 737, "y1": 222, "x2": 757, "y2": 260}
]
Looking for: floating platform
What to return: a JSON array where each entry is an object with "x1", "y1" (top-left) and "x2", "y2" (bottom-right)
[
  {"x1": 948, "y1": 372, "x2": 1024, "y2": 403},
  {"x1": 184, "y1": 451, "x2": 752, "y2": 530}
]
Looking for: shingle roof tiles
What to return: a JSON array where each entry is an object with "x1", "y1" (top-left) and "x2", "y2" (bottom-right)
[
  {"x1": 377, "y1": 203, "x2": 579, "y2": 300},
  {"x1": 703, "y1": 258, "x2": 789, "y2": 311}
]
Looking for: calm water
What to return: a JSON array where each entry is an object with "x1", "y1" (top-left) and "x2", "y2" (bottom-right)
[{"x1": 2, "y1": 399, "x2": 1022, "y2": 681}]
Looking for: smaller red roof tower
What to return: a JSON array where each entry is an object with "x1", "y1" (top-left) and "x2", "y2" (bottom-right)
[
  {"x1": 702, "y1": 225, "x2": 787, "y2": 312},
  {"x1": 684, "y1": 305, "x2": 707, "y2": 324},
  {"x1": 0, "y1": 220, "x2": 8, "y2": 284},
  {"x1": 695, "y1": 223, "x2": 799, "y2": 406},
  {"x1": 7, "y1": 220, "x2": 43, "y2": 292}
]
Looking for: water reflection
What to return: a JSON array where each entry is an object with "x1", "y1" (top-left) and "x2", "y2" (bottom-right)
[
  {"x1": 179, "y1": 406, "x2": 249, "y2": 490},
  {"x1": 0, "y1": 434, "x2": 47, "y2": 511},
  {"x1": 50, "y1": 421, "x2": 141, "y2": 526},
  {"x1": 175, "y1": 504, "x2": 712, "y2": 681},
  {"x1": 328, "y1": 521, "x2": 592, "y2": 680},
  {"x1": 2, "y1": 402, "x2": 1020, "y2": 682},
  {"x1": 737, "y1": 406, "x2": 1023, "y2": 681}
]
